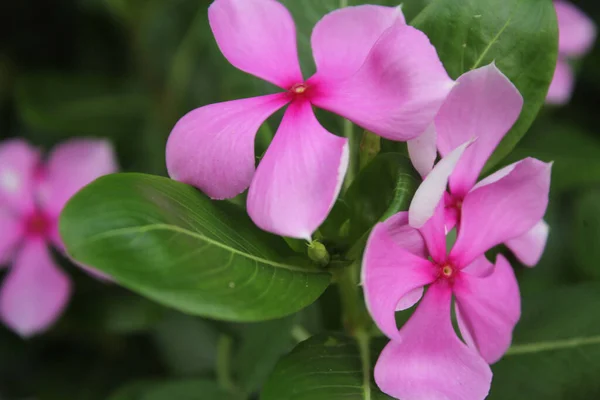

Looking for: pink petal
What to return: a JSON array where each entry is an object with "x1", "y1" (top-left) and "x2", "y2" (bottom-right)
[
  {"x1": 382, "y1": 212, "x2": 427, "y2": 258},
  {"x1": 166, "y1": 94, "x2": 289, "y2": 200},
  {"x1": 555, "y1": 0, "x2": 597, "y2": 57},
  {"x1": 409, "y1": 139, "x2": 474, "y2": 229},
  {"x1": 418, "y1": 201, "x2": 448, "y2": 265},
  {"x1": 0, "y1": 239, "x2": 71, "y2": 337},
  {"x1": 454, "y1": 255, "x2": 521, "y2": 364},
  {"x1": 375, "y1": 283, "x2": 492, "y2": 400},
  {"x1": 505, "y1": 219, "x2": 550, "y2": 267},
  {"x1": 0, "y1": 139, "x2": 41, "y2": 214},
  {"x1": 408, "y1": 123, "x2": 437, "y2": 178},
  {"x1": 362, "y1": 216, "x2": 437, "y2": 340},
  {"x1": 246, "y1": 101, "x2": 348, "y2": 239},
  {"x1": 436, "y1": 64, "x2": 524, "y2": 197},
  {"x1": 38, "y1": 139, "x2": 118, "y2": 218},
  {"x1": 0, "y1": 209, "x2": 24, "y2": 265},
  {"x1": 208, "y1": 0, "x2": 303, "y2": 89},
  {"x1": 310, "y1": 23, "x2": 454, "y2": 141},
  {"x1": 311, "y1": 5, "x2": 404, "y2": 81},
  {"x1": 546, "y1": 59, "x2": 575, "y2": 105},
  {"x1": 461, "y1": 255, "x2": 495, "y2": 278},
  {"x1": 450, "y1": 158, "x2": 552, "y2": 268}
]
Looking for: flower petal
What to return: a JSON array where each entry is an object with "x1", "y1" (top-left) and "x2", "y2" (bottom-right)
[
  {"x1": 362, "y1": 215, "x2": 437, "y2": 340},
  {"x1": 0, "y1": 139, "x2": 40, "y2": 214},
  {"x1": 0, "y1": 209, "x2": 24, "y2": 265},
  {"x1": 0, "y1": 239, "x2": 71, "y2": 337},
  {"x1": 450, "y1": 158, "x2": 552, "y2": 268},
  {"x1": 408, "y1": 123, "x2": 437, "y2": 178},
  {"x1": 375, "y1": 283, "x2": 492, "y2": 400},
  {"x1": 455, "y1": 255, "x2": 521, "y2": 364},
  {"x1": 546, "y1": 59, "x2": 575, "y2": 105},
  {"x1": 246, "y1": 101, "x2": 348, "y2": 239},
  {"x1": 311, "y1": 5, "x2": 404, "y2": 81},
  {"x1": 310, "y1": 23, "x2": 454, "y2": 141},
  {"x1": 208, "y1": 0, "x2": 303, "y2": 88},
  {"x1": 38, "y1": 139, "x2": 118, "y2": 218},
  {"x1": 166, "y1": 94, "x2": 289, "y2": 199},
  {"x1": 436, "y1": 64, "x2": 524, "y2": 197},
  {"x1": 555, "y1": 0, "x2": 597, "y2": 57},
  {"x1": 505, "y1": 219, "x2": 550, "y2": 267}
]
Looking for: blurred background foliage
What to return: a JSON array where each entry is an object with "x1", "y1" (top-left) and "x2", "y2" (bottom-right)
[{"x1": 0, "y1": 0, "x2": 599, "y2": 399}]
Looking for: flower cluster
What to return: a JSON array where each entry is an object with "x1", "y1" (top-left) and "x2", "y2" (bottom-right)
[{"x1": 0, "y1": 139, "x2": 117, "y2": 336}]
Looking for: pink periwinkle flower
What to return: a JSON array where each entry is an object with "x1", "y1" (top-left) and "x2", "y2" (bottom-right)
[
  {"x1": 408, "y1": 63, "x2": 550, "y2": 267},
  {"x1": 166, "y1": 0, "x2": 454, "y2": 240},
  {"x1": 0, "y1": 139, "x2": 117, "y2": 337},
  {"x1": 547, "y1": 0, "x2": 597, "y2": 105}
]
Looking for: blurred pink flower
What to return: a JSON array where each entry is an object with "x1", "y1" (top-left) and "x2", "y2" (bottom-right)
[
  {"x1": 363, "y1": 141, "x2": 552, "y2": 399},
  {"x1": 166, "y1": 0, "x2": 454, "y2": 240},
  {"x1": 409, "y1": 64, "x2": 550, "y2": 267},
  {"x1": 0, "y1": 139, "x2": 117, "y2": 337},
  {"x1": 547, "y1": 0, "x2": 597, "y2": 105}
]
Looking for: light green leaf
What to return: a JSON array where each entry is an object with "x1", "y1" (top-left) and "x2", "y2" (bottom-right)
[{"x1": 60, "y1": 173, "x2": 331, "y2": 322}]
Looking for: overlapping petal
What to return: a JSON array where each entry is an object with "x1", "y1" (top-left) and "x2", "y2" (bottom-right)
[
  {"x1": 363, "y1": 216, "x2": 437, "y2": 340},
  {"x1": 0, "y1": 239, "x2": 71, "y2": 337},
  {"x1": 375, "y1": 283, "x2": 492, "y2": 400},
  {"x1": 0, "y1": 209, "x2": 23, "y2": 265},
  {"x1": 311, "y1": 5, "x2": 404, "y2": 81},
  {"x1": 455, "y1": 255, "x2": 521, "y2": 364},
  {"x1": 167, "y1": 94, "x2": 289, "y2": 199},
  {"x1": 450, "y1": 158, "x2": 552, "y2": 268},
  {"x1": 407, "y1": 123, "x2": 437, "y2": 178},
  {"x1": 38, "y1": 139, "x2": 118, "y2": 219},
  {"x1": 436, "y1": 64, "x2": 523, "y2": 196},
  {"x1": 505, "y1": 219, "x2": 550, "y2": 267},
  {"x1": 208, "y1": 0, "x2": 303, "y2": 88},
  {"x1": 0, "y1": 139, "x2": 40, "y2": 214},
  {"x1": 555, "y1": 0, "x2": 597, "y2": 57},
  {"x1": 546, "y1": 59, "x2": 574, "y2": 105},
  {"x1": 310, "y1": 23, "x2": 454, "y2": 141},
  {"x1": 246, "y1": 101, "x2": 348, "y2": 240}
]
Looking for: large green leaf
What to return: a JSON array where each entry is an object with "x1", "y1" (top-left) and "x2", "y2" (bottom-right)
[
  {"x1": 109, "y1": 379, "x2": 241, "y2": 400},
  {"x1": 261, "y1": 333, "x2": 392, "y2": 400},
  {"x1": 60, "y1": 173, "x2": 331, "y2": 322},
  {"x1": 412, "y1": 0, "x2": 558, "y2": 168},
  {"x1": 491, "y1": 283, "x2": 600, "y2": 399}
]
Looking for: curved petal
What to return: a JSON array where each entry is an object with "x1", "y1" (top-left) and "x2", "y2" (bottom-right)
[
  {"x1": 382, "y1": 212, "x2": 427, "y2": 258},
  {"x1": 310, "y1": 23, "x2": 454, "y2": 141},
  {"x1": 408, "y1": 123, "x2": 437, "y2": 178},
  {"x1": 555, "y1": 0, "x2": 597, "y2": 57},
  {"x1": 505, "y1": 219, "x2": 550, "y2": 267},
  {"x1": 38, "y1": 139, "x2": 118, "y2": 218},
  {"x1": 0, "y1": 209, "x2": 24, "y2": 265},
  {"x1": 436, "y1": 64, "x2": 524, "y2": 197},
  {"x1": 311, "y1": 5, "x2": 404, "y2": 81},
  {"x1": 208, "y1": 0, "x2": 303, "y2": 88},
  {"x1": 462, "y1": 255, "x2": 495, "y2": 278},
  {"x1": 362, "y1": 217, "x2": 437, "y2": 340},
  {"x1": 0, "y1": 239, "x2": 71, "y2": 337},
  {"x1": 455, "y1": 255, "x2": 521, "y2": 364},
  {"x1": 246, "y1": 101, "x2": 348, "y2": 239},
  {"x1": 546, "y1": 59, "x2": 574, "y2": 105},
  {"x1": 166, "y1": 94, "x2": 289, "y2": 199},
  {"x1": 0, "y1": 139, "x2": 41, "y2": 214},
  {"x1": 450, "y1": 158, "x2": 552, "y2": 268},
  {"x1": 375, "y1": 283, "x2": 492, "y2": 400}
]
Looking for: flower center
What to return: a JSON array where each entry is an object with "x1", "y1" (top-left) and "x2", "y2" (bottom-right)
[
  {"x1": 442, "y1": 265, "x2": 453, "y2": 277},
  {"x1": 25, "y1": 211, "x2": 51, "y2": 237},
  {"x1": 290, "y1": 82, "x2": 310, "y2": 97}
]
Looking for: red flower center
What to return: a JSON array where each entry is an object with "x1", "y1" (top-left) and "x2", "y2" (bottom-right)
[{"x1": 25, "y1": 211, "x2": 51, "y2": 237}]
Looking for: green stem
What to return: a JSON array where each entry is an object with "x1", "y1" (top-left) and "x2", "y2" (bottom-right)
[
  {"x1": 506, "y1": 335, "x2": 600, "y2": 356},
  {"x1": 343, "y1": 119, "x2": 358, "y2": 192},
  {"x1": 291, "y1": 325, "x2": 312, "y2": 343},
  {"x1": 356, "y1": 330, "x2": 372, "y2": 400},
  {"x1": 335, "y1": 261, "x2": 369, "y2": 335},
  {"x1": 216, "y1": 335, "x2": 236, "y2": 393},
  {"x1": 340, "y1": 0, "x2": 349, "y2": 7}
]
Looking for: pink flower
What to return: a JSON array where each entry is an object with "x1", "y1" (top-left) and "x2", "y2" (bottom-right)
[
  {"x1": 166, "y1": 0, "x2": 454, "y2": 240},
  {"x1": 363, "y1": 141, "x2": 552, "y2": 399},
  {"x1": 0, "y1": 139, "x2": 117, "y2": 337},
  {"x1": 409, "y1": 64, "x2": 550, "y2": 267},
  {"x1": 547, "y1": 0, "x2": 597, "y2": 105}
]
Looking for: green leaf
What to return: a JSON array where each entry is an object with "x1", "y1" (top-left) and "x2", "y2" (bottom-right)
[
  {"x1": 261, "y1": 333, "x2": 393, "y2": 400},
  {"x1": 60, "y1": 173, "x2": 331, "y2": 322},
  {"x1": 412, "y1": 0, "x2": 558, "y2": 168},
  {"x1": 109, "y1": 379, "x2": 241, "y2": 400},
  {"x1": 491, "y1": 283, "x2": 600, "y2": 399},
  {"x1": 572, "y1": 190, "x2": 600, "y2": 280}
]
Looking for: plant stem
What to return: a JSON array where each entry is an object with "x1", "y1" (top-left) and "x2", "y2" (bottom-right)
[
  {"x1": 216, "y1": 334, "x2": 236, "y2": 393},
  {"x1": 335, "y1": 260, "x2": 368, "y2": 335},
  {"x1": 343, "y1": 119, "x2": 358, "y2": 192},
  {"x1": 340, "y1": 0, "x2": 349, "y2": 7},
  {"x1": 506, "y1": 335, "x2": 600, "y2": 356},
  {"x1": 356, "y1": 330, "x2": 372, "y2": 400},
  {"x1": 291, "y1": 325, "x2": 312, "y2": 343}
]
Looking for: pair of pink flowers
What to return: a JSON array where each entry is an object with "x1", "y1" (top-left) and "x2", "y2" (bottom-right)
[
  {"x1": 363, "y1": 65, "x2": 552, "y2": 399},
  {"x1": 166, "y1": 0, "x2": 454, "y2": 240},
  {"x1": 0, "y1": 139, "x2": 117, "y2": 337}
]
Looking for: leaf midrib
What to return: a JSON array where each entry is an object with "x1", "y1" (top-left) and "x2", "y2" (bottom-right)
[{"x1": 72, "y1": 223, "x2": 325, "y2": 274}]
